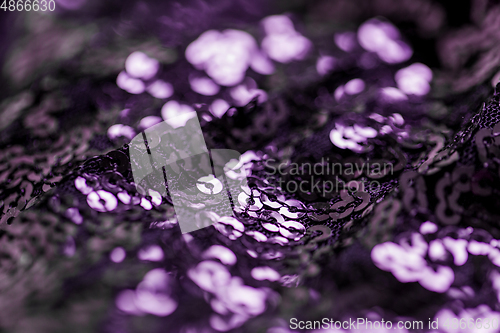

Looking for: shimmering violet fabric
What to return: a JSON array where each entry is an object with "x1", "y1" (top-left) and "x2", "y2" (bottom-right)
[{"x1": 2, "y1": 2, "x2": 500, "y2": 333}]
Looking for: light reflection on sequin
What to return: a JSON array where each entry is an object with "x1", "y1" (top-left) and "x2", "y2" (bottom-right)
[
  {"x1": 189, "y1": 260, "x2": 267, "y2": 331},
  {"x1": 380, "y1": 87, "x2": 408, "y2": 102},
  {"x1": 468, "y1": 240, "x2": 492, "y2": 256},
  {"x1": 117, "y1": 191, "x2": 131, "y2": 204},
  {"x1": 489, "y1": 248, "x2": 500, "y2": 266},
  {"x1": 429, "y1": 240, "x2": 447, "y2": 261},
  {"x1": 125, "y1": 51, "x2": 159, "y2": 80},
  {"x1": 389, "y1": 113, "x2": 405, "y2": 126},
  {"x1": 107, "y1": 124, "x2": 135, "y2": 140},
  {"x1": 353, "y1": 124, "x2": 377, "y2": 138},
  {"x1": 262, "y1": 15, "x2": 295, "y2": 35},
  {"x1": 334, "y1": 85, "x2": 344, "y2": 101},
  {"x1": 417, "y1": 266, "x2": 454, "y2": 293},
  {"x1": 116, "y1": 268, "x2": 177, "y2": 317},
  {"x1": 188, "y1": 261, "x2": 231, "y2": 292},
  {"x1": 197, "y1": 175, "x2": 223, "y2": 195},
  {"x1": 369, "y1": 112, "x2": 385, "y2": 123},
  {"x1": 140, "y1": 197, "x2": 152, "y2": 210},
  {"x1": 400, "y1": 233, "x2": 428, "y2": 257},
  {"x1": 262, "y1": 31, "x2": 311, "y2": 64},
  {"x1": 343, "y1": 127, "x2": 364, "y2": 142},
  {"x1": 260, "y1": 211, "x2": 285, "y2": 224},
  {"x1": 146, "y1": 80, "x2": 174, "y2": 99},
  {"x1": 279, "y1": 221, "x2": 305, "y2": 240},
  {"x1": 344, "y1": 78, "x2": 365, "y2": 95},
  {"x1": 161, "y1": 100, "x2": 195, "y2": 128},
  {"x1": 138, "y1": 245, "x2": 164, "y2": 261},
  {"x1": 261, "y1": 193, "x2": 285, "y2": 209},
  {"x1": 262, "y1": 222, "x2": 279, "y2": 232},
  {"x1": 189, "y1": 76, "x2": 220, "y2": 96},
  {"x1": 267, "y1": 236, "x2": 289, "y2": 246},
  {"x1": 334, "y1": 31, "x2": 357, "y2": 52},
  {"x1": 87, "y1": 190, "x2": 117, "y2": 212},
  {"x1": 214, "y1": 216, "x2": 244, "y2": 240},
  {"x1": 210, "y1": 99, "x2": 230, "y2": 118},
  {"x1": 116, "y1": 71, "x2": 145, "y2": 94},
  {"x1": 245, "y1": 230, "x2": 268, "y2": 242},
  {"x1": 371, "y1": 239, "x2": 454, "y2": 293},
  {"x1": 65, "y1": 207, "x2": 83, "y2": 224},
  {"x1": 379, "y1": 126, "x2": 392, "y2": 135},
  {"x1": 316, "y1": 55, "x2": 335, "y2": 76},
  {"x1": 357, "y1": 19, "x2": 412, "y2": 64},
  {"x1": 148, "y1": 189, "x2": 162, "y2": 206},
  {"x1": 110, "y1": 247, "x2": 126, "y2": 263},
  {"x1": 247, "y1": 250, "x2": 258, "y2": 258},
  {"x1": 443, "y1": 237, "x2": 468, "y2": 266},
  {"x1": 391, "y1": 223, "x2": 500, "y2": 288},
  {"x1": 185, "y1": 29, "x2": 257, "y2": 86},
  {"x1": 75, "y1": 176, "x2": 93, "y2": 195},
  {"x1": 395, "y1": 63, "x2": 432, "y2": 96},
  {"x1": 116, "y1": 290, "x2": 141, "y2": 315},
  {"x1": 330, "y1": 124, "x2": 364, "y2": 152},
  {"x1": 240, "y1": 185, "x2": 252, "y2": 195},
  {"x1": 420, "y1": 221, "x2": 438, "y2": 234},
  {"x1": 251, "y1": 267, "x2": 280, "y2": 281},
  {"x1": 203, "y1": 245, "x2": 237, "y2": 265},
  {"x1": 133, "y1": 290, "x2": 177, "y2": 317},
  {"x1": 279, "y1": 199, "x2": 305, "y2": 219},
  {"x1": 224, "y1": 151, "x2": 259, "y2": 180},
  {"x1": 238, "y1": 190, "x2": 263, "y2": 211},
  {"x1": 230, "y1": 82, "x2": 267, "y2": 106},
  {"x1": 249, "y1": 51, "x2": 275, "y2": 75},
  {"x1": 261, "y1": 15, "x2": 311, "y2": 63},
  {"x1": 138, "y1": 116, "x2": 162, "y2": 130}
]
